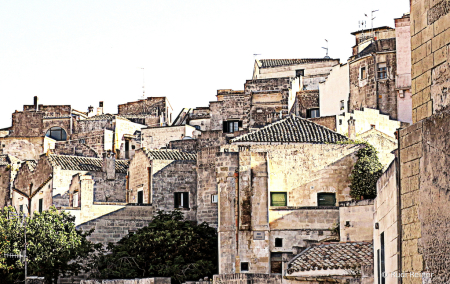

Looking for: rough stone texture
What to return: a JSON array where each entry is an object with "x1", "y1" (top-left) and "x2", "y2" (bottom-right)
[
  {"x1": 295, "y1": 90, "x2": 319, "y2": 118},
  {"x1": 0, "y1": 136, "x2": 55, "y2": 160},
  {"x1": 357, "y1": 128, "x2": 398, "y2": 170},
  {"x1": 307, "y1": 116, "x2": 336, "y2": 131},
  {"x1": 217, "y1": 144, "x2": 362, "y2": 275},
  {"x1": 117, "y1": 97, "x2": 171, "y2": 127},
  {"x1": 210, "y1": 90, "x2": 250, "y2": 132},
  {"x1": 349, "y1": 41, "x2": 398, "y2": 120},
  {"x1": 141, "y1": 125, "x2": 195, "y2": 150},
  {"x1": 339, "y1": 199, "x2": 374, "y2": 242},
  {"x1": 374, "y1": 160, "x2": 400, "y2": 284},
  {"x1": 167, "y1": 139, "x2": 198, "y2": 153},
  {"x1": 80, "y1": 278, "x2": 171, "y2": 284},
  {"x1": 213, "y1": 274, "x2": 282, "y2": 284},
  {"x1": 54, "y1": 129, "x2": 114, "y2": 158}
]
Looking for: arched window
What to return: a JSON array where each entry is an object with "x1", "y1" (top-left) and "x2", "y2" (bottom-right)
[{"x1": 45, "y1": 127, "x2": 67, "y2": 141}]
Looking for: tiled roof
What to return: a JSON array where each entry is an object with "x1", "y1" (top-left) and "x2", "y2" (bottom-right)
[
  {"x1": 287, "y1": 242, "x2": 373, "y2": 274},
  {"x1": 47, "y1": 154, "x2": 129, "y2": 173},
  {"x1": 231, "y1": 116, "x2": 347, "y2": 144},
  {"x1": 84, "y1": 114, "x2": 130, "y2": 122},
  {"x1": 257, "y1": 58, "x2": 337, "y2": 68},
  {"x1": 144, "y1": 149, "x2": 196, "y2": 161}
]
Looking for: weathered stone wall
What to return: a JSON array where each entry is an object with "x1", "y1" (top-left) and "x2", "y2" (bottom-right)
[
  {"x1": 54, "y1": 129, "x2": 113, "y2": 158},
  {"x1": 296, "y1": 90, "x2": 319, "y2": 118},
  {"x1": 152, "y1": 160, "x2": 197, "y2": 221},
  {"x1": 249, "y1": 91, "x2": 284, "y2": 129},
  {"x1": 128, "y1": 150, "x2": 151, "y2": 204},
  {"x1": 167, "y1": 139, "x2": 198, "y2": 153},
  {"x1": 0, "y1": 166, "x2": 11, "y2": 208},
  {"x1": 42, "y1": 117, "x2": 72, "y2": 136},
  {"x1": 23, "y1": 104, "x2": 71, "y2": 117},
  {"x1": 411, "y1": 0, "x2": 450, "y2": 123},
  {"x1": 80, "y1": 278, "x2": 171, "y2": 284},
  {"x1": 91, "y1": 171, "x2": 127, "y2": 203},
  {"x1": 349, "y1": 55, "x2": 377, "y2": 113},
  {"x1": 141, "y1": 125, "x2": 195, "y2": 150},
  {"x1": 213, "y1": 274, "x2": 282, "y2": 284},
  {"x1": 357, "y1": 129, "x2": 398, "y2": 169},
  {"x1": 319, "y1": 63, "x2": 350, "y2": 117},
  {"x1": 76, "y1": 118, "x2": 114, "y2": 133},
  {"x1": 339, "y1": 199, "x2": 374, "y2": 242},
  {"x1": 10, "y1": 111, "x2": 44, "y2": 137},
  {"x1": 0, "y1": 136, "x2": 55, "y2": 161},
  {"x1": 307, "y1": 116, "x2": 336, "y2": 131},
  {"x1": 210, "y1": 91, "x2": 250, "y2": 131},
  {"x1": 114, "y1": 118, "x2": 145, "y2": 158},
  {"x1": 197, "y1": 146, "x2": 220, "y2": 227},
  {"x1": 118, "y1": 97, "x2": 167, "y2": 116},
  {"x1": 374, "y1": 160, "x2": 400, "y2": 284}
]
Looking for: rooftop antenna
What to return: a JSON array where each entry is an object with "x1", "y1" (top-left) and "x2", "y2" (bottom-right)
[
  {"x1": 322, "y1": 39, "x2": 329, "y2": 59},
  {"x1": 140, "y1": 67, "x2": 145, "y2": 99}
]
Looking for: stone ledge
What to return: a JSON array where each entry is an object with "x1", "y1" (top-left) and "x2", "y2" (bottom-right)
[{"x1": 269, "y1": 206, "x2": 339, "y2": 210}]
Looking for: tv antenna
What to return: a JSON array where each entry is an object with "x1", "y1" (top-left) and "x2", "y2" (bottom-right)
[
  {"x1": 371, "y1": 10, "x2": 379, "y2": 30},
  {"x1": 139, "y1": 67, "x2": 145, "y2": 99},
  {"x1": 322, "y1": 39, "x2": 329, "y2": 59}
]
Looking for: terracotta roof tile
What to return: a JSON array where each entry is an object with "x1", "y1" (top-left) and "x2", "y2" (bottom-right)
[
  {"x1": 257, "y1": 58, "x2": 337, "y2": 68},
  {"x1": 144, "y1": 149, "x2": 196, "y2": 161},
  {"x1": 231, "y1": 116, "x2": 347, "y2": 144},
  {"x1": 287, "y1": 242, "x2": 373, "y2": 274},
  {"x1": 47, "y1": 154, "x2": 129, "y2": 173}
]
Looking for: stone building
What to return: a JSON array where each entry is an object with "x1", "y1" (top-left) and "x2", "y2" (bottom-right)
[
  {"x1": 216, "y1": 115, "x2": 364, "y2": 275},
  {"x1": 128, "y1": 149, "x2": 197, "y2": 221},
  {"x1": 0, "y1": 154, "x2": 21, "y2": 208},
  {"x1": 11, "y1": 153, "x2": 128, "y2": 222},
  {"x1": 318, "y1": 63, "x2": 350, "y2": 117},
  {"x1": 118, "y1": 97, "x2": 173, "y2": 127},
  {"x1": 140, "y1": 125, "x2": 196, "y2": 150},
  {"x1": 378, "y1": 1, "x2": 450, "y2": 282},
  {"x1": 252, "y1": 58, "x2": 340, "y2": 91}
]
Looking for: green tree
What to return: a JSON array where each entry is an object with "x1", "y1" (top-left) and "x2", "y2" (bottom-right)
[
  {"x1": 0, "y1": 206, "x2": 99, "y2": 284},
  {"x1": 91, "y1": 210, "x2": 218, "y2": 283},
  {"x1": 349, "y1": 143, "x2": 383, "y2": 199}
]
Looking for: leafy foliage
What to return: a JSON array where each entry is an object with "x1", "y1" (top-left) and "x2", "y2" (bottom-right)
[
  {"x1": 91, "y1": 210, "x2": 218, "y2": 283},
  {"x1": 332, "y1": 140, "x2": 383, "y2": 199},
  {"x1": 0, "y1": 206, "x2": 99, "y2": 284}
]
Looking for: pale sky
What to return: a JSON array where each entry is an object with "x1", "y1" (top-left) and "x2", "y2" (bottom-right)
[{"x1": 0, "y1": 0, "x2": 410, "y2": 128}]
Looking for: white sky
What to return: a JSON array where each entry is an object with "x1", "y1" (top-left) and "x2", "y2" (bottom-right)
[{"x1": 0, "y1": 0, "x2": 410, "y2": 129}]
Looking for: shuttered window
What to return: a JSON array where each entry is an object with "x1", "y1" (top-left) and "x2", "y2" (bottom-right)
[{"x1": 270, "y1": 192, "x2": 287, "y2": 207}]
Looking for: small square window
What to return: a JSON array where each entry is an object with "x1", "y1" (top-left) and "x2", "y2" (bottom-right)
[
  {"x1": 211, "y1": 194, "x2": 218, "y2": 203},
  {"x1": 339, "y1": 119, "x2": 342, "y2": 125},
  {"x1": 137, "y1": 190, "x2": 144, "y2": 204},
  {"x1": 275, "y1": 238, "x2": 283, "y2": 247},
  {"x1": 307, "y1": 108, "x2": 320, "y2": 118},
  {"x1": 241, "y1": 262, "x2": 249, "y2": 272},
  {"x1": 360, "y1": 67, "x2": 367, "y2": 80},
  {"x1": 132, "y1": 145, "x2": 136, "y2": 150},
  {"x1": 377, "y1": 63, "x2": 387, "y2": 79},
  {"x1": 174, "y1": 192, "x2": 189, "y2": 209},
  {"x1": 270, "y1": 192, "x2": 287, "y2": 207},
  {"x1": 296, "y1": 69, "x2": 305, "y2": 77}
]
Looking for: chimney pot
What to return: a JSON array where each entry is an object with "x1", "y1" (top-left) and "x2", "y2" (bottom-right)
[
  {"x1": 348, "y1": 117, "x2": 356, "y2": 140},
  {"x1": 34, "y1": 96, "x2": 39, "y2": 111}
]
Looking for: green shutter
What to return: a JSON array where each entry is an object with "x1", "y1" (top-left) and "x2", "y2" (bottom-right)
[{"x1": 271, "y1": 193, "x2": 287, "y2": 206}]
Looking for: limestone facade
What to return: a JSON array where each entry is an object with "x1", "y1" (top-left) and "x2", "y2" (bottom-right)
[{"x1": 141, "y1": 125, "x2": 195, "y2": 150}]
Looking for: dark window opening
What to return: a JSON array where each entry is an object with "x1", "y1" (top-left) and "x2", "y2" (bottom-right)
[
  {"x1": 125, "y1": 140, "x2": 130, "y2": 159},
  {"x1": 378, "y1": 63, "x2": 387, "y2": 79},
  {"x1": 339, "y1": 119, "x2": 343, "y2": 125},
  {"x1": 275, "y1": 238, "x2": 283, "y2": 247},
  {"x1": 270, "y1": 192, "x2": 287, "y2": 207},
  {"x1": 271, "y1": 253, "x2": 283, "y2": 274},
  {"x1": 361, "y1": 67, "x2": 367, "y2": 80},
  {"x1": 371, "y1": 124, "x2": 376, "y2": 129},
  {"x1": 241, "y1": 262, "x2": 249, "y2": 272},
  {"x1": 380, "y1": 232, "x2": 386, "y2": 284},
  {"x1": 340, "y1": 100, "x2": 345, "y2": 111},
  {"x1": 174, "y1": 192, "x2": 189, "y2": 209},
  {"x1": 137, "y1": 191, "x2": 144, "y2": 204},
  {"x1": 45, "y1": 127, "x2": 67, "y2": 141},
  {"x1": 39, "y1": 198, "x2": 43, "y2": 213},
  {"x1": 296, "y1": 69, "x2": 305, "y2": 77},
  {"x1": 318, "y1": 193, "x2": 336, "y2": 206},
  {"x1": 223, "y1": 121, "x2": 242, "y2": 133},
  {"x1": 19, "y1": 205, "x2": 23, "y2": 213},
  {"x1": 131, "y1": 145, "x2": 136, "y2": 150},
  {"x1": 307, "y1": 108, "x2": 320, "y2": 118}
]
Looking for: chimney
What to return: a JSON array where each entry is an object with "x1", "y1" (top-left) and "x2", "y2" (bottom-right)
[
  {"x1": 97, "y1": 101, "x2": 104, "y2": 115},
  {"x1": 34, "y1": 96, "x2": 39, "y2": 111},
  {"x1": 88, "y1": 106, "x2": 94, "y2": 117},
  {"x1": 348, "y1": 117, "x2": 356, "y2": 140},
  {"x1": 102, "y1": 151, "x2": 116, "y2": 180}
]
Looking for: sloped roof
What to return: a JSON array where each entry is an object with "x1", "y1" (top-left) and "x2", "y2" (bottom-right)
[
  {"x1": 358, "y1": 127, "x2": 397, "y2": 142},
  {"x1": 47, "y1": 154, "x2": 129, "y2": 173},
  {"x1": 231, "y1": 116, "x2": 347, "y2": 144},
  {"x1": 287, "y1": 242, "x2": 373, "y2": 274},
  {"x1": 0, "y1": 154, "x2": 21, "y2": 166},
  {"x1": 23, "y1": 160, "x2": 38, "y2": 171},
  {"x1": 257, "y1": 58, "x2": 337, "y2": 68},
  {"x1": 84, "y1": 114, "x2": 131, "y2": 122},
  {"x1": 144, "y1": 149, "x2": 196, "y2": 161}
]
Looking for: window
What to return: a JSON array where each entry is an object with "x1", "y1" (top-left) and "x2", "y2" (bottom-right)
[
  {"x1": 19, "y1": 205, "x2": 23, "y2": 213},
  {"x1": 275, "y1": 238, "x2": 283, "y2": 247},
  {"x1": 137, "y1": 190, "x2": 144, "y2": 204},
  {"x1": 39, "y1": 198, "x2": 43, "y2": 213},
  {"x1": 271, "y1": 253, "x2": 282, "y2": 274},
  {"x1": 339, "y1": 119, "x2": 342, "y2": 125},
  {"x1": 340, "y1": 100, "x2": 345, "y2": 111},
  {"x1": 45, "y1": 127, "x2": 67, "y2": 141},
  {"x1": 295, "y1": 69, "x2": 305, "y2": 77},
  {"x1": 360, "y1": 67, "x2": 367, "y2": 80},
  {"x1": 307, "y1": 108, "x2": 320, "y2": 118},
  {"x1": 240, "y1": 262, "x2": 249, "y2": 272},
  {"x1": 371, "y1": 124, "x2": 376, "y2": 129},
  {"x1": 318, "y1": 193, "x2": 336, "y2": 206},
  {"x1": 377, "y1": 63, "x2": 387, "y2": 79},
  {"x1": 73, "y1": 192, "x2": 79, "y2": 207},
  {"x1": 194, "y1": 125, "x2": 201, "y2": 131},
  {"x1": 270, "y1": 192, "x2": 287, "y2": 207},
  {"x1": 174, "y1": 192, "x2": 189, "y2": 209},
  {"x1": 125, "y1": 140, "x2": 130, "y2": 159},
  {"x1": 380, "y1": 232, "x2": 386, "y2": 284},
  {"x1": 211, "y1": 194, "x2": 218, "y2": 203},
  {"x1": 223, "y1": 121, "x2": 242, "y2": 133}
]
